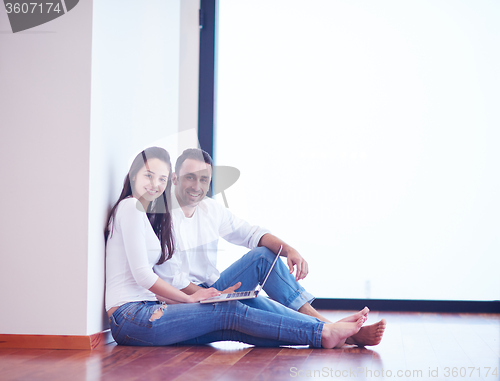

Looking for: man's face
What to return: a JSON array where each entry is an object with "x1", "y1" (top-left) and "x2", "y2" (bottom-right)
[{"x1": 173, "y1": 158, "x2": 212, "y2": 209}]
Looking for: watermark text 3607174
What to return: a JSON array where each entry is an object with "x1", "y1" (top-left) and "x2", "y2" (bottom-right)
[{"x1": 3, "y1": 0, "x2": 79, "y2": 33}]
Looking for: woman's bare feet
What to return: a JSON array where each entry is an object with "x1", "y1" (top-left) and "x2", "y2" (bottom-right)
[
  {"x1": 321, "y1": 316, "x2": 366, "y2": 349},
  {"x1": 345, "y1": 319, "x2": 386, "y2": 346},
  {"x1": 335, "y1": 307, "x2": 370, "y2": 323}
]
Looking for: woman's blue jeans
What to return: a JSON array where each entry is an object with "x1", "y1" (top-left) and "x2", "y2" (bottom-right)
[{"x1": 110, "y1": 300, "x2": 324, "y2": 348}]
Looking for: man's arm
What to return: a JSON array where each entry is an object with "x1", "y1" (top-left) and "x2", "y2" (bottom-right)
[
  {"x1": 258, "y1": 233, "x2": 309, "y2": 281},
  {"x1": 180, "y1": 282, "x2": 204, "y2": 295}
]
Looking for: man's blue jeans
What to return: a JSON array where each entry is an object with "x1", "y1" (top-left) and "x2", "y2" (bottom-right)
[
  {"x1": 207, "y1": 247, "x2": 315, "y2": 317},
  {"x1": 110, "y1": 300, "x2": 324, "y2": 347}
]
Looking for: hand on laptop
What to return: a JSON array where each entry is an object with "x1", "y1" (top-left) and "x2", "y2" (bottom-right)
[
  {"x1": 221, "y1": 282, "x2": 241, "y2": 294},
  {"x1": 189, "y1": 287, "x2": 221, "y2": 303}
]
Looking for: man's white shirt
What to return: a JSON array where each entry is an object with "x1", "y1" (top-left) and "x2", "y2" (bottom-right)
[{"x1": 154, "y1": 196, "x2": 270, "y2": 289}]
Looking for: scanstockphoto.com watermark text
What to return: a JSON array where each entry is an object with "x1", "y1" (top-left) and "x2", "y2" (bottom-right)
[{"x1": 290, "y1": 366, "x2": 499, "y2": 379}]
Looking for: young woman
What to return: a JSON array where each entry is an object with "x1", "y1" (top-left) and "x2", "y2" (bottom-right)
[{"x1": 105, "y1": 147, "x2": 367, "y2": 348}]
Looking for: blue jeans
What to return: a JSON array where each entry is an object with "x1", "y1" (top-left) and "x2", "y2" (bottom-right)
[
  {"x1": 207, "y1": 247, "x2": 315, "y2": 315},
  {"x1": 110, "y1": 300, "x2": 324, "y2": 347}
]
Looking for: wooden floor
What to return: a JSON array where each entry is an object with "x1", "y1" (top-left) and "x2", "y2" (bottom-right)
[{"x1": 1, "y1": 311, "x2": 498, "y2": 381}]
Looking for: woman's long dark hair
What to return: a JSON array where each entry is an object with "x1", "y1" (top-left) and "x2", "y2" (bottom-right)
[{"x1": 105, "y1": 147, "x2": 175, "y2": 265}]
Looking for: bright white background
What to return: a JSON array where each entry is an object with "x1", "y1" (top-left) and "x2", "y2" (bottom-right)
[{"x1": 213, "y1": 0, "x2": 500, "y2": 301}]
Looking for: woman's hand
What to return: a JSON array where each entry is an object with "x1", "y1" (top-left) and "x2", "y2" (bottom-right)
[{"x1": 188, "y1": 287, "x2": 221, "y2": 303}]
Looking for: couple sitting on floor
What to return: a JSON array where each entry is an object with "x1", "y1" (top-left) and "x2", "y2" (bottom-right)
[{"x1": 105, "y1": 147, "x2": 386, "y2": 348}]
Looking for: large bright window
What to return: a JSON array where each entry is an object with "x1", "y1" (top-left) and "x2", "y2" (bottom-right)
[{"x1": 213, "y1": 0, "x2": 500, "y2": 301}]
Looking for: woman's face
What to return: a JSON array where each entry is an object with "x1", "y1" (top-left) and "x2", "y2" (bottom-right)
[{"x1": 132, "y1": 158, "x2": 170, "y2": 208}]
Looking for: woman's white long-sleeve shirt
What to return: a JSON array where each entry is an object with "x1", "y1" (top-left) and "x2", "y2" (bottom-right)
[{"x1": 105, "y1": 197, "x2": 161, "y2": 311}]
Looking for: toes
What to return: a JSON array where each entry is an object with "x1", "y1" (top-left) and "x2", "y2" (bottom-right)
[
  {"x1": 356, "y1": 317, "x2": 365, "y2": 328},
  {"x1": 357, "y1": 307, "x2": 369, "y2": 317},
  {"x1": 356, "y1": 307, "x2": 370, "y2": 318}
]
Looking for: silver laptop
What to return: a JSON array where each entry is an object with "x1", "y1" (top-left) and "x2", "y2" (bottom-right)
[{"x1": 200, "y1": 245, "x2": 283, "y2": 303}]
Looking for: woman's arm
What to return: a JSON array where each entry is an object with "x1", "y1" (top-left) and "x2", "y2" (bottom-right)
[{"x1": 149, "y1": 277, "x2": 221, "y2": 304}]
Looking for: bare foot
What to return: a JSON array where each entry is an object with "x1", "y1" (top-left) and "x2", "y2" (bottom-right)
[
  {"x1": 345, "y1": 319, "x2": 386, "y2": 346},
  {"x1": 335, "y1": 307, "x2": 370, "y2": 323},
  {"x1": 321, "y1": 316, "x2": 366, "y2": 349}
]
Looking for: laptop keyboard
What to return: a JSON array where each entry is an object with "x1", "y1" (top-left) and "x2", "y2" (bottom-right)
[{"x1": 225, "y1": 291, "x2": 253, "y2": 298}]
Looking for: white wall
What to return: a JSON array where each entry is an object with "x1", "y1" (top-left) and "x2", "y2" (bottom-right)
[
  {"x1": 0, "y1": 1, "x2": 93, "y2": 335},
  {"x1": 0, "y1": 0, "x2": 200, "y2": 336}
]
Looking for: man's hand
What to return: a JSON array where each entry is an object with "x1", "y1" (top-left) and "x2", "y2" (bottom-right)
[
  {"x1": 286, "y1": 248, "x2": 309, "y2": 281},
  {"x1": 258, "y1": 234, "x2": 309, "y2": 282},
  {"x1": 221, "y1": 282, "x2": 242, "y2": 294}
]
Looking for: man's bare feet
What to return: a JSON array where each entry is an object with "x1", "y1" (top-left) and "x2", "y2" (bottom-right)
[
  {"x1": 321, "y1": 316, "x2": 366, "y2": 349},
  {"x1": 335, "y1": 307, "x2": 370, "y2": 323},
  {"x1": 345, "y1": 319, "x2": 386, "y2": 346}
]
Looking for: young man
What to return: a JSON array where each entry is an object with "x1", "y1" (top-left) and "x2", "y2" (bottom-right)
[{"x1": 154, "y1": 148, "x2": 385, "y2": 346}]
